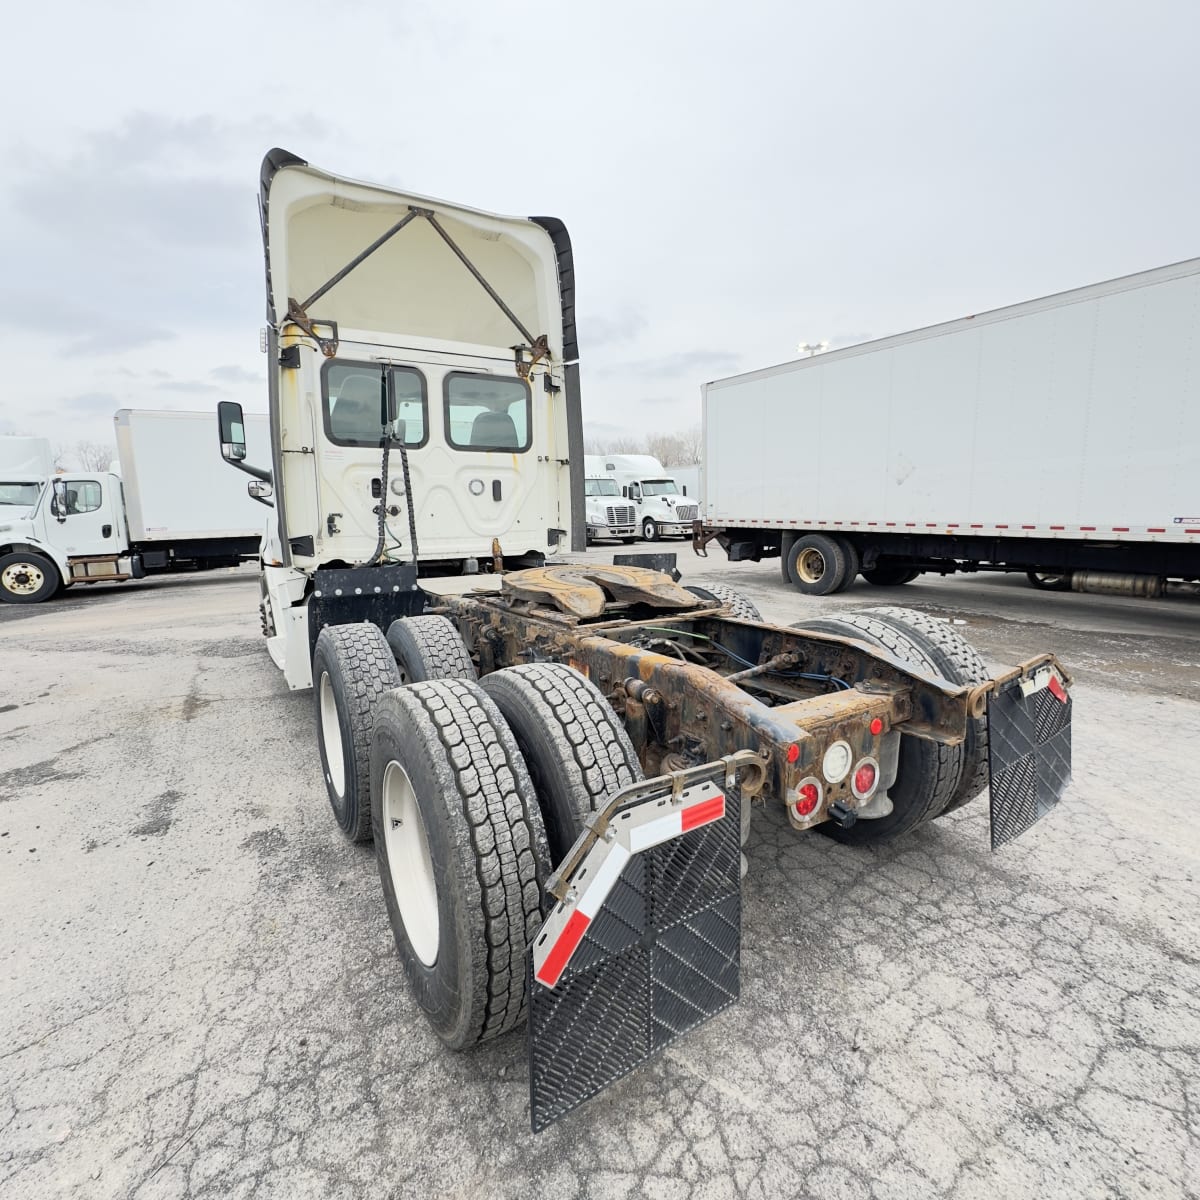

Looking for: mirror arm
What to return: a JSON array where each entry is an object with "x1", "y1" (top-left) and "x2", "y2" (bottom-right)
[
  {"x1": 226, "y1": 459, "x2": 273, "y2": 484},
  {"x1": 250, "y1": 493, "x2": 275, "y2": 509}
]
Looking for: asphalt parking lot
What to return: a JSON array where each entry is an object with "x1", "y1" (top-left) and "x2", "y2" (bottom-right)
[{"x1": 2, "y1": 552, "x2": 1199, "y2": 1200}]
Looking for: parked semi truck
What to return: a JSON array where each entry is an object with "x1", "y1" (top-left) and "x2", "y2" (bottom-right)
[
  {"x1": 218, "y1": 149, "x2": 1074, "y2": 1130},
  {"x1": 585, "y1": 453, "x2": 697, "y2": 540},
  {"x1": 582, "y1": 474, "x2": 637, "y2": 543},
  {"x1": 696, "y1": 258, "x2": 1200, "y2": 596},
  {"x1": 0, "y1": 410, "x2": 268, "y2": 604}
]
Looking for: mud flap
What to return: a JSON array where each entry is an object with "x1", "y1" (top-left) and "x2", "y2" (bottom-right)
[
  {"x1": 987, "y1": 670, "x2": 1072, "y2": 849},
  {"x1": 527, "y1": 782, "x2": 741, "y2": 1132}
]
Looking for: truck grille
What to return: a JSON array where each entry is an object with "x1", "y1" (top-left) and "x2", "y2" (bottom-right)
[
  {"x1": 675, "y1": 504, "x2": 698, "y2": 522},
  {"x1": 606, "y1": 505, "x2": 635, "y2": 526}
]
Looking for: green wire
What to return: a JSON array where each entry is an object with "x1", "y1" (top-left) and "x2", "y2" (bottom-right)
[{"x1": 638, "y1": 626, "x2": 713, "y2": 642}]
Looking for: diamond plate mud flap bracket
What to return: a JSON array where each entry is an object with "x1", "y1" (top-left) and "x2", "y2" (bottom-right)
[
  {"x1": 527, "y1": 781, "x2": 741, "y2": 1132},
  {"x1": 987, "y1": 664, "x2": 1073, "y2": 849}
]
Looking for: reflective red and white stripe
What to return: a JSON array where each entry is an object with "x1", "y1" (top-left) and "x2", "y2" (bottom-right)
[{"x1": 532, "y1": 782, "x2": 727, "y2": 989}]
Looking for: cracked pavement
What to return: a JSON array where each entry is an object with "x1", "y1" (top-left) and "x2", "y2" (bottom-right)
[{"x1": 1, "y1": 559, "x2": 1198, "y2": 1199}]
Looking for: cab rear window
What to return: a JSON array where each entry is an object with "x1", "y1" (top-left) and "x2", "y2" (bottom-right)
[
  {"x1": 444, "y1": 373, "x2": 530, "y2": 452},
  {"x1": 322, "y1": 363, "x2": 428, "y2": 448}
]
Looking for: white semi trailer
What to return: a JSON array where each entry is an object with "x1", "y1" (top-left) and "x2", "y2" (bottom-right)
[
  {"x1": 0, "y1": 410, "x2": 268, "y2": 604},
  {"x1": 697, "y1": 258, "x2": 1200, "y2": 596},
  {"x1": 217, "y1": 148, "x2": 1075, "y2": 1130}
]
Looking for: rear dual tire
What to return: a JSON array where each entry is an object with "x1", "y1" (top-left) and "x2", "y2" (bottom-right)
[
  {"x1": 371, "y1": 679, "x2": 552, "y2": 1048},
  {"x1": 786, "y1": 534, "x2": 856, "y2": 595},
  {"x1": 790, "y1": 607, "x2": 989, "y2": 844}
]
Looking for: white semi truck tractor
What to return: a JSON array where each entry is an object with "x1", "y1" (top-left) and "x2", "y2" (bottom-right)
[{"x1": 219, "y1": 149, "x2": 1076, "y2": 1130}]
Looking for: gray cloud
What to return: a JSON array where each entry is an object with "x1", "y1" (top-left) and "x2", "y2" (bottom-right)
[
  {"x1": 595, "y1": 350, "x2": 742, "y2": 382},
  {"x1": 209, "y1": 364, "x2": 262, "y2": 384},
  {"x1": 159, "y1": 379, "x2": 220, "y2": 394},
  {"x1": 579, "y1": 309, "x2": 646, "y2": 350},
  {"x1": 61, "y1": 391, "x2": 120, "y2": 413}
]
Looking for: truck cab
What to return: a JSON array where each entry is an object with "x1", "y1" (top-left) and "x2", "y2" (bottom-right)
[
  {"x1": 583, "y1": 475, "x2": 636, "y2": 543},
  {"x1": 217, "y1": 149, "x2": 583, "y2": 688},
  {"x1": 0, "y1": 436, "x2": 133, "y2": 602}
]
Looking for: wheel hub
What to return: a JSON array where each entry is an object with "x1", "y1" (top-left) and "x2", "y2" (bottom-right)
[
  {"x1": 796, "y1": 548, "x2": 826, "y2": 584},
  {"x1": 382, "y1": 760, "x2": 440, "y2": 966},
  {"x1": 2, "y1": 562, "x2": 43, "y2": 595}
]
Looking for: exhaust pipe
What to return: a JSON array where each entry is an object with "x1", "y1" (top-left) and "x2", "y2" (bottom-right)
[{"x1": 1070, "y1": 571, "x2": 1164, "y2": 598}]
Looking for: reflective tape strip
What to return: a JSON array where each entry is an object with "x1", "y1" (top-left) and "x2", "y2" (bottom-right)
[{"x1": 532, "y1": 783, "x2": 727, "y2": 989}]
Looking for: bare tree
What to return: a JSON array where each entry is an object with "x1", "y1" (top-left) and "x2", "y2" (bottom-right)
[
  {"x1": 677, "y1": 424, "x2": 703, "y2": 464},
  {"x1": 75, "y1": 440, "x2": 115, "y2": 472},
  {"x1": 50, "y1": 442, "x2": 72, "y2": 471}
]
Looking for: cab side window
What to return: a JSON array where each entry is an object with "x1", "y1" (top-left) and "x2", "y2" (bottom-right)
[{"x1": 53, "y1": 480, "x2": 102, "y2": 516}]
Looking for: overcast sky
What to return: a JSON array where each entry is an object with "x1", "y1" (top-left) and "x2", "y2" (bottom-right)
[{"x1": 1, "y1": 0, "x2": 1196, "y2": 459}]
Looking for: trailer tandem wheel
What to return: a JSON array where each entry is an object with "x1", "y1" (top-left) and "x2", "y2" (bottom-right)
[
  {"x1": 862, "y1": 566, "x2": 921, "y2": 586},
  {"x1": 791, "y1": 612, "x2": 964, "y2": 843},
  {"x1": 313, "y1": 623, "x2": 401, "y2": 842},
  {"x1": 480, "y1": 663, "x2": 644, "y2": 863},
  {"x1": 385, "y1": 615, "x2": 477, "y2": 683},
  {"x1": 369, "y1": 679, "x2": 552, "y2": 1048},
  {"x1": 786, "y1": 534, "x2": 852, "y2": 596}
]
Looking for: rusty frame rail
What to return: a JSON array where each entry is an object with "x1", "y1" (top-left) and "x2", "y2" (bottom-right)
[{"x1": 443, "y1": 594, "x2": 985, "y2": 832}]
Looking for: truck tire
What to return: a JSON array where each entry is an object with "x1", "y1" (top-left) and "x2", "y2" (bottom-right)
[
  {"x1": 837, "y1": 538, "x2": 861, "y2": 593},
  {"x1": 0, "y1": 551, "x2": 61, "y2": 604},
  {"x1": 370, "y1": 679, "x2": 552, "y2": 1048},
  {"x1": 313, "y1": 623, "x2": 401, "y2": 842},
  {"x1": 790, "y1": 611, "x2": 963, "y2": 843},
  {"x1": 864, "y1": 607, "x2": 990, "y2": 815},
  {"x1": 480, "y1": 663, "x2": 644, "y2": 863},
  {"x1": 684, "y1": 582, "x2": 763, "y2": 622},
  {"x1": 642, "y1": 517, "x2": 660, "y2": 542},
  {"x1": 786, "y1": 535, "x2": 850, "y2": 596},
  {"x1": 862, "y1": 566, "x2": 920, "y2": 587},
  {"x1": 1026, "y1": 570, "x2": 1072, "y2": 591},
  {"x1": 386, "y1": 615, "x2": 477, "y2": 683}
]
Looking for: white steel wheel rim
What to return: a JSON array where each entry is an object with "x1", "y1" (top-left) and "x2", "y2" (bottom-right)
[
  {"x1": 796, "y1": 548, "x2": 826, "y2": 584},
  {"x1": 319, "y1": 672, "x2": 346, "y2": 798},
  {"x1": 2, "y1": 562, "x2": 43, "y2": 595},
  {"x1": 382, "y1": 760, "x2": 440, "y2": 967}
]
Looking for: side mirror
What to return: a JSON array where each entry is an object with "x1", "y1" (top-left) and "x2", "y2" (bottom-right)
[
  {"x1": 51, "y1": 478, "x2": 68, "y2": 522},
  {"x1": 247, "y1": 480, "x2": 273, "y2": 502},
  {"x1": 218, "y1": 400, "x2": 247, "y2": 463}
]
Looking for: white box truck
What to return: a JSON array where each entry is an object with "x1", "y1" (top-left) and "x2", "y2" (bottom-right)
[
  {"x1": 697, "y1": 257, "x2": 1200, "y2": 596},
  {"x1": 0, "y1": 409, "x2": 269, "y2": 604},
  {"x1": 585, "y1": 453, "x2": 698, "y2": 541}
]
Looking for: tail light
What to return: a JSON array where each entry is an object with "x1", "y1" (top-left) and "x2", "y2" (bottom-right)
[
  {"x1": 793, "y1": 778, "x2": 822, "y2": 816},
  {"x1": 851, "y1": 757, "x2": 880, "y2": 799}
]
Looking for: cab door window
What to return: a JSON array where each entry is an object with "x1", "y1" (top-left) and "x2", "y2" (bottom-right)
[{"x1": 52, "y1": 480, "x2": 102, "y2": 516}]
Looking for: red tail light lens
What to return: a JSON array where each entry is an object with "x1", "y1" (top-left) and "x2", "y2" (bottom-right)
[
  {"x1": 795, "y1": 783, "x2": 820, "y2": 816},
  {"x1": 853, "y1": 761, "x2": 877, "y2": 797}
]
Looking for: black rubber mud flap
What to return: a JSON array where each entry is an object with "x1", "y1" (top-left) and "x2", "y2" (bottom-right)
[
  {"x1": 527, "y1": 782, "x2": 741, "y2": 1132},
  {"x1": 987, "y1": 670, "x2": 1073, "y2": 849},
  {"x1": 611, "y1": 551, "x2": 681, "y2": 581}
]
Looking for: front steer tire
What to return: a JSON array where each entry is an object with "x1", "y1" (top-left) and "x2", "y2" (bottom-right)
[
  {"x1": 792, "y1": 611, "x2": 964, "y2": 844},
  {"x1": 0, "y1": 551, "x2": 61, "y2": 604},
  {"x1": 386, "y1": 615, "x2": 477, "y2": 683},
  {"x1": 481, "y1": 663, "x2": 644, "y2": 863},
  {"x1": 313, "y1": 623, "x2": 401, "y2": 843},
  {"x1": 370, "y1": 679, "x2": 552, "y2": 1048}
]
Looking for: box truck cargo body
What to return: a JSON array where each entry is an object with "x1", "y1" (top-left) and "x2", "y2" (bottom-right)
[
  {"x1": 0, "y1": 409, "x2": 269, "y2": 604},
  {"x1": 699, "y1": 257, "x2": 1200, "y2": 595}
]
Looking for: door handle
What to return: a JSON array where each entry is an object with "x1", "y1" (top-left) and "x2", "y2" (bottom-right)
[
  {"x1": 102, "y1": 524, "x2": 113, "y2": 538},
  {"x1": 492, "y1": 480, "x2": 502, "y2": 502}
]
